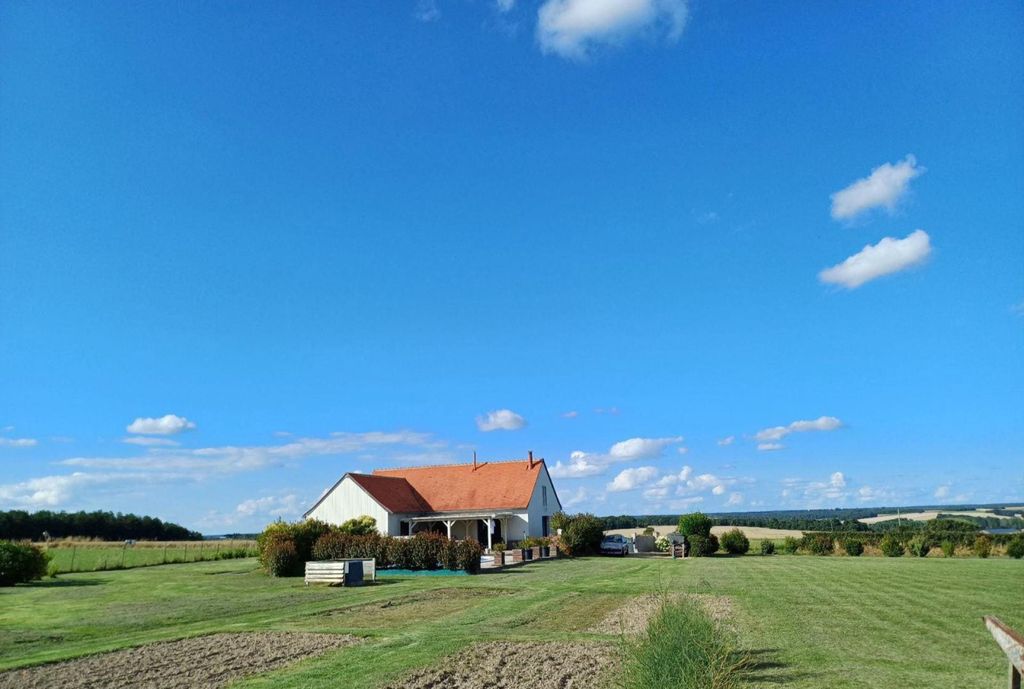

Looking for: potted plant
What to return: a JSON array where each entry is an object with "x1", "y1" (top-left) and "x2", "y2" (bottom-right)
[{"x1": 540, "y1": 537, "x2": 551, "y2": 558}]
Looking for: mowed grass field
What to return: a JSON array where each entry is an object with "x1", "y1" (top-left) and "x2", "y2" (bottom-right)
[
  {"x1": 1, "y1": 555, "x2": 1021, "y2": 688},
  {"x1": 42, "y1": 540, "x2": 257, "y2": 573}
]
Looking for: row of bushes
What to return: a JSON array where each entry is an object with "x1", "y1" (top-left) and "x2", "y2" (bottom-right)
[
  {"x1": 672, "y1": 512, "x2": 1024, "y2": 558},
  {"x1": 256, "y1": 518, "x2": 484, "y2": 576},
  {"x1": 775, "y1": 532, "x2": 1024, "y2": 558},
  {"x1": 312, "y1": 531, "x2": 482, "y2": 573},
  {"x1": 0, "y1": 542, "x2": 50, "y2": 586}
]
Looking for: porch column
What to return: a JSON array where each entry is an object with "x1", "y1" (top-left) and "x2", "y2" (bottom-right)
[
  {"x1": 485, "y1": 518, "x2": 493, "y2": 550},
  {"x1": 443, "y1": 520, "x2": 455, "y2": 539}
]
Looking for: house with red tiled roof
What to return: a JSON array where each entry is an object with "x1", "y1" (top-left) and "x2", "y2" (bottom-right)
[{"x1": 303, "y1": 452, "x2": 561, "y2": 549}]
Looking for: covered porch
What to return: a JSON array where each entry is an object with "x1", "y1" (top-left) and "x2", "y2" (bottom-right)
[{"x1": 404, "y1": 512, "x2": 516, "y2": 550}]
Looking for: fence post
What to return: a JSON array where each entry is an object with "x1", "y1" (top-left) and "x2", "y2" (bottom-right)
[{"x1": 984, "y1": 616, "x2": 1023, "y2": 689}]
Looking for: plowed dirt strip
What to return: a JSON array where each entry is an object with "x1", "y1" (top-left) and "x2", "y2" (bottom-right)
[
  {"x1": 382, "y1": 641, "x2": 618, "y2": 689},
  {"x1": 0, "y1": 632, "x2": 358, "y2": 689}
]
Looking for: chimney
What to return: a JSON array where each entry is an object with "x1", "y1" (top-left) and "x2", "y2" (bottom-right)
[
  {"x1": 527, "y1": 450, "x2": 534, "y2": 469},
  {"x1": 473, "y1": 451, "x2": 478, "y2": 470}
]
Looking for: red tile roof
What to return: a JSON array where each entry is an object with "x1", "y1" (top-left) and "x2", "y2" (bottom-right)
[
  {"x1": 366, "y1": 459, "x2": 546, "y2": 513},
  {"x1": 347, "y1": 473, "x2": 432, "y2": 513}
]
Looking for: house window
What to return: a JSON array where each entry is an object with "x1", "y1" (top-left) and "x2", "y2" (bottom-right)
[
  {"x1": 400, "y1": 521, "x2": 410, "y2": 536},
  {"x1": 542, "y1": 485, "x2": 548, "y2": 508}
]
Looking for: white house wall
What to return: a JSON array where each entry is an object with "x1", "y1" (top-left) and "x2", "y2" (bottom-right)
[
  {"x1": 526, "y1": 466, "x2": 560, "y2": 537},
  {"x1": 306, "y1": 476, "x2": 392, "y2": 535}
]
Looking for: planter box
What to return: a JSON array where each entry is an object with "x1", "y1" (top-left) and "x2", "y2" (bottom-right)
[
  {"x1": 509, "y1": 549, "x2": 523, "y2": 563},
  {"x1": 550, "y1": 545, "x2": 559, "y2": 558},
  {"x1": 493, "y1": 551, "x2": 506, "y2": 566},
  {"x1": 530, "y1": 546, "x2": 542, "y2": 560},
  {"x1": 540, "y1": 546, "x2": 551, "y2": 558}
]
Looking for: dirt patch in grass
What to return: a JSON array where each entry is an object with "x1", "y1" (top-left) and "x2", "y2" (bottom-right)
[
  {"x1": 0, "y1": 632, "x2": 358, "y2": 689},
  {"x1": 382, "y1": 641, "x2": 618, "y2": 689},
  {"x1": 589, "y1": 594, "x2": 734, "y2": 636}
]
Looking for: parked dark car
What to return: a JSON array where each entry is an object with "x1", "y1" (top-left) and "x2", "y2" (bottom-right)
[{"x1": 600, "y1": 534, "x2": 629, "y2": 556}]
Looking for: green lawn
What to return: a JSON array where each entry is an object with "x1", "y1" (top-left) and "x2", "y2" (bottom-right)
[
  {"x1": 42, "y1": 541, "x2": 257, "y2": 573},
  {"x1": 1, "y1": 555, "x2": 1021, "y2": 687}
]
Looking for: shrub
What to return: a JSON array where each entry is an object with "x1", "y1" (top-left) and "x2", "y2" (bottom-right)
[
  {"x1": 337, "y1": 516, "x2": 377, "y2": 536},
  {"x1": 558, "y1": 513, "x2": 605, "y2": 556},
  {"x1": 654, "y1": 537, "x2": 670, "y2": 553},
  {"x1": 801, "y1": 533, "x2": 834, "y2": 556},
  {"x1": 973, "y1": 535, "x2": 992, "y2": 559},
  {"x1": 454, "y1": 539, "x2": 483, "y2": 574},
  {"x1": 642, "y1": 526, "x2": 656, "y2": 537},
  {"x1": 312, "y1": 531, "x2": 352, "y2": 560},
  {"x1": 677, "y1": 512, "x2": 714, "y2": 539},
  {"x1": 1006, "y1": 536, "x2": 1024, "y2": 560},
  {"x1": 781, "y1": 536, "x2": 800, "y2": 554},
  {"x1": 550, "y1": 511, "x2": 571, "y2": 533},
  {"x1": 760, "y1": 540, "x2": 776, "y2": 556},
  {"x1": 257, "y1": 519, "x2": 333, "y2": 571},
  {"x1": 879, "y1": 535, "x2": 904, "y2": 557},
  {"x1": 941, "y1": 540, "x2": 956, "y2": 558},
  {"x1": 841, "y1": 538, "x2": 864, "y2": 557},
  {"x1": 720, "y1": 529, "x2": 750, "y2": 555},
  {"x1": 261, "y1": 533, "x2": 300, "y2": 577},
  {"x1": 0, "y1": 542, "x2": 50, "y2": 586},
  {"x1": 908, "y1": 536, "x2": 932, "y2": 558},
  {"x1": 686, "y1": 533, "x2": 719, "y2": 557}
]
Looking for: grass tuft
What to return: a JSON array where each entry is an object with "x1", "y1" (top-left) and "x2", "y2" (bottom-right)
[{"x1": 620, "y1": 596, "x2": 747, "y2": 689}]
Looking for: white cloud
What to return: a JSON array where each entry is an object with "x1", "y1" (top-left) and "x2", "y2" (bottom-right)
[
  {"x1": 755, "y1": 416, "x2": 842, "y2": 443},
  {"x1": 856, "y1": 485, "x2": 897, "y2": 503},
  {"x1": 415, "y1": 0, "x2": 440, "y2": 22},
  {"x1": 934, "y1": 485, "x2": 951, "y2": 499},
  {"x1": 496, "y1": 0, "x2": 516, "y2": 11},
  {"x1": 607, "y1": 466, "x2": 659, "y2": 492},
  {"x1": 676, "y1": 446, "x2": 689, "y2": 455},
  {"x1": 549, "y1": 451, "x2": 606, "y2": 478},
  {"x1": 725, "y1": 492, "x2": 744, "y2": 506},
  {"x1": 475, "y1": 409, "x2": 527, "y2": 432},
  {"x1": 1, "y1": 425, "x2": 15, "y2": 432},
  {"x1": 3, "y1": 430, "x2": 452, "y2": 512},
  {"x1": 537, "y1": 0, "x2": 688, "y2": 59},
  {"x1": 122, "y1": 436, "x2": 180, "y2": 447},
  {"x1": 236, "y1": 494, "x2": 301, "y2": 518},
  {"x1": 126, "y1": 414, "x2": 196, "y2": 435},
  {"x1": 552, "y1": 435, "x2": 684, "y2": 479},
  {"x1": 0, "y1": 437, "x2": 38, "y2": 448},
  {"x1": 819, "y1": 230, "x2": 932, "y2": 289},
  {"x1": 609, "y1": 436, "x2": 683, "y2": 460},
  {"x1": 717, "y1": 436, "x2": 734, "y2": 446},
  {"x1": 758, "y1": 443, "x2": 784, "y2": 451},
  {"x1": 782, "y1": 471, "x2": 849, "y2": 506},
  {"x1": 594, "y1": 406, "x2": 620, "y2": 415},
  {"x1": 562, "y1": 486, "x2": 595, "y2": 508},
  {"x1": 830, "y1": 155, "x2": 924, "y2": 220},
  {"x1": 561, "y1": 410, "x2": 579, "y2": 419}
]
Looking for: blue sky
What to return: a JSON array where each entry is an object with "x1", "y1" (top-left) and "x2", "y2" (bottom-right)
[{"x1": 1, "y1": 1, "x2": 1022, "y2": 532}]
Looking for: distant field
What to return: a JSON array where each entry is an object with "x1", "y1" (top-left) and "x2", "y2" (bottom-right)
[
  {"x1": 1, "y1": 555, "x2": 1020, "y2": 688},
  {"x1": 41, "y1": 540, "x2": 257, "y2": 573},
  {"x1": 606, "y1": 524, "x2": 805, "y2": 539},
  {"x1": 859, "y1": 510, "x2": 1013, "y2": 524}
]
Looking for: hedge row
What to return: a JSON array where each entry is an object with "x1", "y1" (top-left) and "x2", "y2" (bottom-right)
[
  {"x1": 778, "y1": 531, "x2": 1024, "y2": 558},
  {"x1": 256, "y1": 519, "x2": 483, "y2": 576},
  {"x1": 312, "y1": 531, "x2": 481, "y2": 573}
]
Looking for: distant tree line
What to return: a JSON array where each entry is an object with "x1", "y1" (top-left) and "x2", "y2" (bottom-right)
[
  {"x1": 598, "y1": 506, "x2": 1024, "y2": 534},
  {"x1": 0, "y1": 510, "x2": 202, "y2": 541}
]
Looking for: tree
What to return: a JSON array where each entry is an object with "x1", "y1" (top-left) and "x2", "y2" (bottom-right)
[{"x1": 677, "y1": 512, "x2": 713, "y2": 538}]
